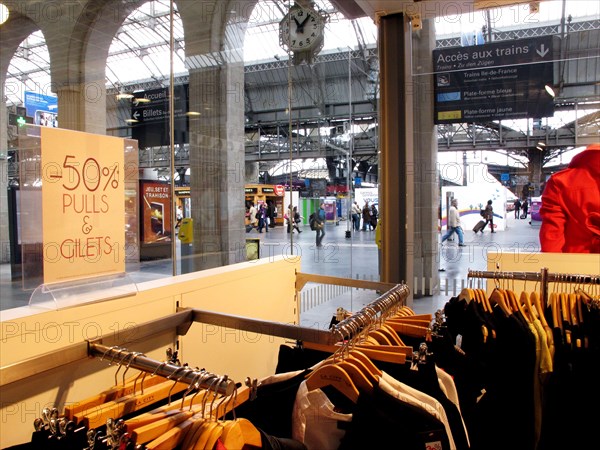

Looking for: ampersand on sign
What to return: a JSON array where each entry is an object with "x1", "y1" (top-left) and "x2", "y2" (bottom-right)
[{"x1": 82, "y1": 216, "x2": 93, "y2": 235}]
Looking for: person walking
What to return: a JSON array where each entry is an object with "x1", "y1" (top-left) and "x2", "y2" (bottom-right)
[
  {"x1": 286, "y1": 204, "x2": 293, "y2": 233},
  {"x1": 315, "y1": 203, "x2": 326, "y2": 247},
  {"x1": 292, "y1": 206, "x2": 302, "y2": 234},
  {"x1": 521, "y1": 197, "x2": 529, "y2": 218},
  {"x1": 513, "y1": 198, "x2": 522, "y2": 219},
  {"x1": 257, "y1": 204, "x2": 269, "y2": 233},
  {"x1": 351, "y1": 201, "x2": 361, "y2": 232},
  {"x1": 247, "y1": 203, "x2": 258, "y2": 233},
  {"x1": 441, "y1": 199, "x2": 465, "y2": 246},
  {"x1": 483, "y1": 200, "x2": 495, "y2": 233}
]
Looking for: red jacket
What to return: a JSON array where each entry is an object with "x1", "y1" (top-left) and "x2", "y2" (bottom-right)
[{"x1": 539, "y1": 143, "x2": 600, "y2": 253}]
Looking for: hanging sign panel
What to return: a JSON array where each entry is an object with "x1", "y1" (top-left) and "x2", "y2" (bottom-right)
[
  {"x1": 41, "y1": 128, "x2": 125, "y2": 284},
  {"x1": 130, "y1": 85, "x2": 189, "y2": 148},
  {"x1": 433, "y1": 36, "x2": 554, "y2": 124}
]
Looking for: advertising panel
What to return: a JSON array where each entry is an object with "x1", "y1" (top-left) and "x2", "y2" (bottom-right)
[
  {"x1": 24, "y1": 91, "x2": 58, "y2": 127},
  {"x1": 140, "y1": 181, "x2": 172, "y2": 244},
  {"x1": 433, "y1": 36, "x2": 554, "y2": 124},
  {"x1": 41, "y1": 128, "x2": 125, "y2": 284}
]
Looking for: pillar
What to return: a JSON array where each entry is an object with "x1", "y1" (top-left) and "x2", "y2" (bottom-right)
[
  {"x1": 379, "y1": 13, "x2": 414, "y2": 302},
  {"x1": 188, "y1": 64, "x2": 246, "y2": 271},
  {"x1": 411, "y1": 19, "x2": 439, "y2": 297}
]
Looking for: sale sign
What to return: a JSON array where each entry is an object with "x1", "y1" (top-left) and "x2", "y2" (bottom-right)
[{"x1": 41, "y1": 127, "x2": 125, "y2": 284}]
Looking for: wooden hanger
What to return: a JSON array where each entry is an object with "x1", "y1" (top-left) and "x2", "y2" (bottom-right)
[
  {"x1": 336, "y1": 361, "x2": 374, "y2": 394},
  {"x1": 368, "y1": 330, "x2": 393, "y2": 345},
  {"x1": 220, "y1": 418, "x2": 262, "y2": 449},
  {"x1": 65, "y1": 372, "x2": 168, "y2": 419},
  {"x1": 532, "y1": 292, "x2": 547, "y2": 327},
  {"x1": 489, "y1": 288, "x2": 511, "y2": 317},
  {"x1": 377, "y1": 324, "x2": 405, "y2": 346},
  {"x1": 349, "y1": 350, "x2": 382, "y2": 379},
  {"x1": 305, "y1": 364, "x2": 359, "y2": 403},
  {"x1": 458, "y1": 287, "x2": 475, "y2": 303},
  {"x1": 521, "y1": 291, "x2": 537, "y2": 322},
  {"x1": 147, "y1": 386, "x2": 251, "y2": 450},
  {"x1": 384, "y1": 321, "x2": 428, "y2": 339},
  {"x1": 73, "y1": 378, "x2": 191, "y2": 429},
  {"x1": 508, "y1": 289, "x2": 529, "y2": 322},
  {"x1": 479, "y1": 288, "x2": 493, "y2": 313}
]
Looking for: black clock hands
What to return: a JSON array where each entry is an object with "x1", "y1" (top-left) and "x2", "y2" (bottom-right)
[{"x1": 295, "y1": 14, "x2": 311, "y2": 33}]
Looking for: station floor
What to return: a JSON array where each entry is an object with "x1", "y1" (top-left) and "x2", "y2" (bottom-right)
[{"x1": 0, "y1": 215, "x2": 541, "y2": 326}]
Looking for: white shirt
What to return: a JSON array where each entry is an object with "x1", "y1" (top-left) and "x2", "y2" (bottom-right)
[{"x1": 292, "y1": 380, "x2": 352, "y2": 450}]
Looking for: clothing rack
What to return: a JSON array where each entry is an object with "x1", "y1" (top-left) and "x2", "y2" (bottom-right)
[
  {"x1": 185, "y1": 282, "x2": 410, "y2": 346},
  {"x1": 467, "y1": 268, "x2": 600, "y2": 307},
  {"x1": 1, "y1": 283, "x2": 409, "y2": 387},
  {"x1": 88, "y1": 343, "x2": 235, "y2": 396}
]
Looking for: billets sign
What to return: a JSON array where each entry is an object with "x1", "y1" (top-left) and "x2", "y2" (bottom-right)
[
  {"x1": 433, "y1": 36, "x2": 554, "y2": 124},
  {"x1": 131, "y1": 85, "x2": 189, "y2": 148}
]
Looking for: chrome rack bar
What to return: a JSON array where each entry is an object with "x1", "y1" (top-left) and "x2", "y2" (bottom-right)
[
  {"x1": 0, "y1": 309, "x2": 194, "y2": 387},
  {"x1": 88, "y1": 343, "x2": 235, "y2": 396},
  {"x1": 187, "y1": 283, "x2": 410, "y2": 345},
  {"x1": 467, "y1": 269, "x2": 600, "y2": 306}
]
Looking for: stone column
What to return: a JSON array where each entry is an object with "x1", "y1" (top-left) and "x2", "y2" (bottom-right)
[
  {"x1": 188, "y1": 63, "x2": 246, "y2": 271},
  {"x1": 378, "y1": 13, "x2": 414, "y2": 303},
  {"x1": 55, "y1": 82, "x2": 107, "y2": 134},
  {"x1": 412, "y1": 19, "x2": 439, "y2": 297},
  {"x1": 245, "y1": 162, "x2": 259, "y2": 183}
]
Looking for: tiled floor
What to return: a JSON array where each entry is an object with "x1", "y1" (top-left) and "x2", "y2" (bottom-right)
[{"x1": 0, "y1": 215, "x2": 541, "y2": 323}]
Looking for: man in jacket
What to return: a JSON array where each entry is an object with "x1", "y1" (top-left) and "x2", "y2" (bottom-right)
[
  {"x1": 441, "y1": 199, "x2": 465, "y2": 247},
  {"x1": 315, "y1": 203, "x2": 326, "y2": 247},
  {"x1": 540, "y1": 143, "x2": 600, "y2": 253}
]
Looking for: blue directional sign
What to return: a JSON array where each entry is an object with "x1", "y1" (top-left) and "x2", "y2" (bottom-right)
[{"x1": 433, "y1": 36, "x2": 554, "y2": 124}]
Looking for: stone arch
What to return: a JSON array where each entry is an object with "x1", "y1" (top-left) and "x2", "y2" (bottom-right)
[{"x1": 0, "y1": 11, "x2": 41, "y2": 104}]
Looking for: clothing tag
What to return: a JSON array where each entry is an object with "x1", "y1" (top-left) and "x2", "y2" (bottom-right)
[
  {"x1": 418, "y1": 429, "x2": 445, "y2": 450},
  {"x1": 476, "y1": 388, "x2": 487, "y2": 403},
  {"x1": 455, "y1": 334, "x2": 463, "y2": 349}
]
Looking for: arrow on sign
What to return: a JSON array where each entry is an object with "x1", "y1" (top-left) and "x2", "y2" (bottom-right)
[
  {"x1": 132, "y1": 111, "x2": 140, "y2": 120},
  {"x1": 536, "y1": 44, "x2": 549, "y2": 58}
]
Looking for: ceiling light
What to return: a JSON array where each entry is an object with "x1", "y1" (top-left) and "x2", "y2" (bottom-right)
[
  {"x1": 537, "y1": 142, "x2": 546, "y2": 147},
  {"x1": 116, "y1": 89, "x2": 134, "y2": 100},
  {"x1": 133, "y1": 97, "x2": 150, "y2": 104},
  {"x1": 125, "y1": 118, "x2": 138, "y2": 123},
  {"x1": 186, "y1": 111, "x2": 201, "y2": 116},
  {"x1": 544, "y1": 85, "x2": 555, "y2": 97},
  {"x1": 0, "y1": 3, "x2": 9, "y2": 25}
]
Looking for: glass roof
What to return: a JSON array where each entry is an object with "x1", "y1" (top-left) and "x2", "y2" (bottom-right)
[
  {"x1": 4, "y1": 0, "x2": 377, "y2": 105},
  {"x1": 3, "y1": 0, "x2": 597, "y2": 109}
]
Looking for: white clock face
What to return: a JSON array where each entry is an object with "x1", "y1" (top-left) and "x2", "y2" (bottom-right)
[{"x1": 280, "y1": 7, "x2": 324, "y2": 52}]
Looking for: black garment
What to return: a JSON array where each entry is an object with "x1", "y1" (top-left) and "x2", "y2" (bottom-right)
[
  {"x1": 233, "y1": 368, "x2": 309, "y2": 439},
  {"x1": 338, "y1": 386, "x2": 451, "y2": 450},
  {"x1": 538, "y1": 302, "x2": 600, "y2": 449},
  {"x1": 469, "y1": 308, "x2": 536, "y2": 450},
  {"x1": 374, "y1": 358, "x2": 470, "y2": 450},
  {"x1": 275, "y1": 345, "x2": 329, "y2": 374},
  {"x1": 258, "y1": 428, "x2": 308, "y2": 450}
]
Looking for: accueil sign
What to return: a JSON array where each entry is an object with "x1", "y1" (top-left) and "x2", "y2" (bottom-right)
[{"x1": 41, "y1": 128, "x2": 125, "y2": 284}]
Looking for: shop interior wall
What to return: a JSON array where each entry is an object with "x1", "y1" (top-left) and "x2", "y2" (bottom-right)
[{"x1": 0, "y1": 256, "x2": 299, "y2": 448}]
